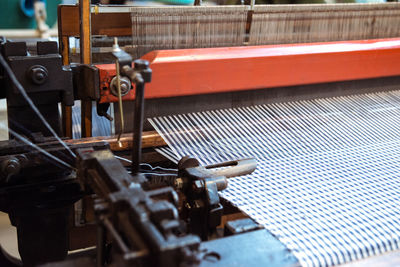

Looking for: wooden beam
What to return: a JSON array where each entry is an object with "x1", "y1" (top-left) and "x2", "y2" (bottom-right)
[
  {"x1": 79, "y1": 0, "x2": 93, "y2": 138},
  {"x1": 64, "y1": 131, "x2": 166, "y2": 151},
  {"x1": 58, "y1": 5, "x2": 132, "y2": 37},
  {"x1": 60, "y1": 36, "x2": 73, "y2": 138}
]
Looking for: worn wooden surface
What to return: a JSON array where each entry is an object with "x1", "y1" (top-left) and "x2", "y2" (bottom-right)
[
  {"x1": 79, "y1": 0, "x2": 93, "y2": 138},
  {"x1": 64, "y1": 131, "x2": 166, "y2": 150},
  {"x1": 58, "y1": 5, "x2": 132, "y2": 37}
]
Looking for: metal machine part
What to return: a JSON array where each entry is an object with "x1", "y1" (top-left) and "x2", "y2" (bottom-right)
[
  {"x1": 77, "y1": 148, "x2": 201, "y2": 267},
  {"x1": 89, "y1": 38, "x2": 400, "y2": 132},
  {"x1": 35, "y1": 147, "x2": 261, "y2": 267},
  {"x1": 9, "y1": 7, "x2": 400, "y2": 265},
  {"x1": 48, "y1": 47, "x2": 259, "y2": 266},
  {"x1": 177, "y1": 157, "x2": 257, "y2": 240},
  {"x1": 0, "y1": 40, "x2": 74, "y2": 137},
  {"x1": 55, "y1": 3, "x2": 400, "y2": 140},
  {"x1": 95, "y1": 38, "x2": 400, "y2": 104},
  {"x1": 0, "y1": 137, "x2": 108, "y2": 266},
  {"x1": 110, "y1": 75, "x2": 131, "y2": 97},
  {"x1": 110, "y1": 46, "x2": 152, "y2": 175},
  {"x1": 0, "y1": 19, "x2": 283, "y2": 267},
  {"x1": 199, "y1": 229, "x2": 299, "y2": 267}
]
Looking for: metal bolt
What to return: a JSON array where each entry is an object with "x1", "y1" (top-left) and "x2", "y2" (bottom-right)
[
  {"x1": 4, "y1": 159, "x2": 20, "y2": 175},
  {"x1": 0, "y1": 157, "x2": 22, "y2": 183},
  {"x1": 110, "y1": 76, "x2": 131, "y2": 97},
  {"x1": 28, "y1": 65, "x2": 48, "y2": 85}
]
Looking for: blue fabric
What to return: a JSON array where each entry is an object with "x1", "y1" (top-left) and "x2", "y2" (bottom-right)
[{"x1": 20, "y1": 0, "x2": 45, "y2": 17}]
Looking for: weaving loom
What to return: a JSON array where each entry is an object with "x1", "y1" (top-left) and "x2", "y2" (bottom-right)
[
  {"x1": 130, "y1": 4, "x2": 400, "y2": 58},
  {"x1": 2, "y1": 2, "x2": 400, "y2": 267},
  {"x1": 105, "y1": 3, "x2": 400, "y2": 134},
  {"x1": 128, "y1": 3, "x2": 400, "y2": 267}
]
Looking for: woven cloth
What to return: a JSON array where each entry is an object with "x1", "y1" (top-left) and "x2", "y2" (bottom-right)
[{"x1": 149, "y1": 91, "x2": 400, "y2": 266}]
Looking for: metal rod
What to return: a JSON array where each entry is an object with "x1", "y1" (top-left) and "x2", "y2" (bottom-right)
[
  {"x1": 115, "y1": 60, "x2": 125, "y2": 143},
  {"x1": 132, "y1": 77, "x2": 145, "y2": 175},
  {"x1": 113, "y1": 38, "x2": 125, "y2": 144}
]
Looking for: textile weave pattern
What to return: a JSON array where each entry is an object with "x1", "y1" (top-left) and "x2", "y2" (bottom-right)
[{"x1": 149, "y1": 91, "x2": 400, "y2": 266}]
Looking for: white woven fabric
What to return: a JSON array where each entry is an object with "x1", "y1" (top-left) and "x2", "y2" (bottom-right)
[{"x1": 149, "y1": 90, "x2": 400, "y2": 266}]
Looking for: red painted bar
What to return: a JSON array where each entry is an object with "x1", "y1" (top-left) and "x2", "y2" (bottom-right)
[{"x1": 98, "y1": 38, "x2": 400, "y2": 103}]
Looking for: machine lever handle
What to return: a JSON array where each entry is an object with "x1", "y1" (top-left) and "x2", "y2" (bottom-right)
[{"x1": 205, "y1": 158, "x2": 257, "y2": 178}]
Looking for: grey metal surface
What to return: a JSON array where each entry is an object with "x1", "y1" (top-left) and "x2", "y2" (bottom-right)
[{"x1": 200, "y1": 229, "x2": 299, "y2": 267}]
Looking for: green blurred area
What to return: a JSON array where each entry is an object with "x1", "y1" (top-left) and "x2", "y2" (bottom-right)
[{"x1": 0, "y1": 0, "x2": 61, "y2": 29}]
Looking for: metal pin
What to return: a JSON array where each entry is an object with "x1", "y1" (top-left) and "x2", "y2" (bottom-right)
[{"x1": 113, "y1": 37, "x2": 125, "y2": 147}]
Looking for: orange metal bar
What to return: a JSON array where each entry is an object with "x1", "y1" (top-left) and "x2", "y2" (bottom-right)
[{"x1": 98, "y1": 38, "x2": 400, "y2": 103}]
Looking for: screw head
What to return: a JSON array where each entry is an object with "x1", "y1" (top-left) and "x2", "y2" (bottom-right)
[
  {"x1": 28, "y1": 65, "x2": 48, "y2": 85},
  {"x1": 0, "y1": 157, "x2": 21, "y2": 183},
  {"x1": 110, "y1": 76, "x2": 131, "y2": 97}
]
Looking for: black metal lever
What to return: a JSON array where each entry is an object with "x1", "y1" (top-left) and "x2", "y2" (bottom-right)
[{"x1": 121, "y1": 60, "x2": 152, "y2": 175}]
